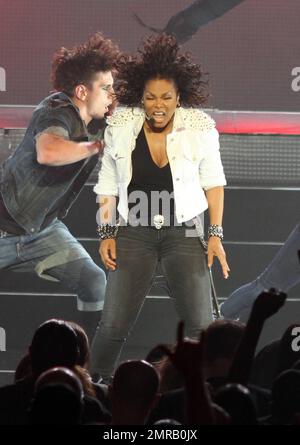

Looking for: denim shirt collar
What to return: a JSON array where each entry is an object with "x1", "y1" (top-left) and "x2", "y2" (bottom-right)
[{"x1": 48, "y1": 92, "x2": 88, "y2": 132}]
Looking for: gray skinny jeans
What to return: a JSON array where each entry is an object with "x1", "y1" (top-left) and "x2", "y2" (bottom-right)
[{"x1": 91, "y1": 224, "x2": 212, "y2": 382}]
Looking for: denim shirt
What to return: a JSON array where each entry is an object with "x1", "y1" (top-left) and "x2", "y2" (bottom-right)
[{"x1": 0, "y1": 92, "x2": 98, "y2": 235}]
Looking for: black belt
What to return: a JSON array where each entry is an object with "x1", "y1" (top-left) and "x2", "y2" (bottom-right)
[{"x1": 127, "y1": 214, "x2": 194, "y2": 229}]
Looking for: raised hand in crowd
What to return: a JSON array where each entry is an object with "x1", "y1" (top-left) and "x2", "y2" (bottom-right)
[{"x1": 228, "y1": 288, "x2": 287, "y2": 385}]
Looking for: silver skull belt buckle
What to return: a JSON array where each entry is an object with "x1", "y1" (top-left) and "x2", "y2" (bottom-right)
[{"x1": 153, "y1": 214, "x2": 165, "y2": 230}]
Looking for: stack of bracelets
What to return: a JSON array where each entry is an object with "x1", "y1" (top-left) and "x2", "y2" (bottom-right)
[
  {"x1": 97, "y1": 223, "x2": 119, "y2": 240},
  {"x1": 207, "y1": 224, "x2": 223, "y2": 241}
]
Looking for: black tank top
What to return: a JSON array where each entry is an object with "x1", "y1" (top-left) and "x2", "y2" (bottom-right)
[{"x1": 127, "y1": 127, "x2": 175, "y2": 225}]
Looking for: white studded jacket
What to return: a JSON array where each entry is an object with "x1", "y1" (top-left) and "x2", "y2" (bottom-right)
[{"x1": 94, "y1": 107, "x2": 226, "y2": 224}]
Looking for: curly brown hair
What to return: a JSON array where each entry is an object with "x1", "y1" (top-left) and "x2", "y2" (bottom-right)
[
  {"x1": 51, "y1": 32, "x2": 120, "y2": 96},
  {"x1": 115, "y1": 33, "x2": 208, "y2": 107}
]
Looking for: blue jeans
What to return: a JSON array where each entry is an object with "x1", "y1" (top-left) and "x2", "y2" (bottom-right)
[
  {"x1": 0, "y1": 219, "x2": 106, "y2": 311},
  {"x1": 91, "y1": 224, "x2": 212, "y2": 382},
  {"x1": 221, "y1": 222, "x2": 300, "y2": 320}
]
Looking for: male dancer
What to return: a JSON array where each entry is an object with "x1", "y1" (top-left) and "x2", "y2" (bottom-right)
[{"x1": 0, "y1": 32, "x2": 120, "y2": 336}]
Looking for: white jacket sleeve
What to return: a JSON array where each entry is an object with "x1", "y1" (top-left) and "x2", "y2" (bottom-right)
[
  {"x1": 93, "y1": 126, "x2": 119, "y2": 197},
  {"x1": 198, "y1": 127, "x2": 227, "y2": 191}
]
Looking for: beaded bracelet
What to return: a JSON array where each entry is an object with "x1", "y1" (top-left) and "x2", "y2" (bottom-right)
[
  {"x1": 208, "y1": 224, "x2": 223, "y2": 241},
  {"x1": 97, "y1": 223, "x2": 118, "y2": 240}
]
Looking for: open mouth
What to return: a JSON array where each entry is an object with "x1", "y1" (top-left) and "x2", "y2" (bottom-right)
[
  {"x1": 152, "y1": 111, "x2": 166, "y2": 122},
  {"x1": 104, "y1": 104, "x2": 113, "y2": 116}
]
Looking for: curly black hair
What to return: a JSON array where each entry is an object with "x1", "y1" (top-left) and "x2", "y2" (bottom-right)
[
  {"x1": 51, "y1": 32, "x2": 120, "y2": 96},
  {"x1": 115, "y1": 33, "x2": 208, "y2": 107}
]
